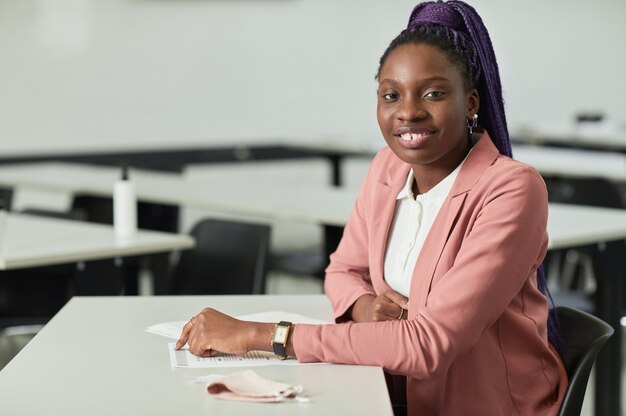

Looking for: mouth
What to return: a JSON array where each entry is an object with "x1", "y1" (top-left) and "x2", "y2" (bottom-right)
[{"x1": 392, "y1": 126, "x2": 436, "y2": 148}]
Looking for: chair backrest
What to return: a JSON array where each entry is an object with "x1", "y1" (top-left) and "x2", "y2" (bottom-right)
[
  {"x1": 170, "y1": 218, "x2": 271, "y2": 295},
  {"x1": 556, "y1": 306, "x2": 614, "y2": 416}
]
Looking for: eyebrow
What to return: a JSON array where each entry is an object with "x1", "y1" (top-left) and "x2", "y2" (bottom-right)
[{"x1": 379, "y1": 75, "x2": 451, "y2": 86}]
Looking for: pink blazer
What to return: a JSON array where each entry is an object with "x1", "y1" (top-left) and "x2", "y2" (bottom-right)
[{"x1": 292, "y1": 133, "x2": 567, "y2": 416}]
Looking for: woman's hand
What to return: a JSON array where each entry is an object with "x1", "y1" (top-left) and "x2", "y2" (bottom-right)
[
  {"x1": 351, "y1": 291, "x2": 409, "y2": 323},
  {"x1": 175, "y1": 308, "x2": 262, "y2": 357}
]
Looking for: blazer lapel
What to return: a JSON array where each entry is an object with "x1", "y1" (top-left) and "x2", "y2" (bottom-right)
[
  {"x1": 369, "y1": 158, "x2": 410, "y2": 294},
  {"x1": 407, "y1": 133, "x2": 501, "y2": 312}
]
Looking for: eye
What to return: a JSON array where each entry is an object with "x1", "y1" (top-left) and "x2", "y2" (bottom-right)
[
  {"x1": 380, "y1": 91, "x2": 399, "y2": 101},
  {"x1": 424, "y1": 90, "x2": 445, "y2": 99}
]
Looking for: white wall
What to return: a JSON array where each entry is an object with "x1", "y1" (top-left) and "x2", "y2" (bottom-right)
[{"x1": 1, "y1": 0, "x2": 624, "y2": 156}]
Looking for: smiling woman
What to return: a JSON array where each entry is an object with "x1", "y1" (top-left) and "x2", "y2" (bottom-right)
[
  {"x1": 376, "y1": 43, "x2": 478, "y2": 194},
  {"x1": 177, "y1": 2, "x2": 568, "y2": 415}
]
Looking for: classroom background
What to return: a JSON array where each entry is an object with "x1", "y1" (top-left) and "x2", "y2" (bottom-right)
[{"x1": 1, "y1": 1, "x2": 625, "y2": 415}]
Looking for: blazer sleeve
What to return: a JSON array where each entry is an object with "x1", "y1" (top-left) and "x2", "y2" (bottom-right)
[
  {"x1": 322, "y1": 151, "x2": 385, "y2": 322},
  {"x1": 293, "y1": 163, "x2": 549, "y2": 379}
]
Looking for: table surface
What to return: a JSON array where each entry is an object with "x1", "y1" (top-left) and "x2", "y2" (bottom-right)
[
  {"x1": 513, "y1": 144, "x2": 626, "y2": 182},
  {"x1": 0, "y1": 295, "x2": 393, "y2": 416},
  {"x1": 546, "y1": 203, "x2": 626, "y2": 249},
  {"x1": 0, "y1": 212, "x2": 195, "y2": 270}
]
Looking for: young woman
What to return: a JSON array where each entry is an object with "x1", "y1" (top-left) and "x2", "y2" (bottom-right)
[{"x1": 177, "y1": 2, "x2": 568, "y2": 414}]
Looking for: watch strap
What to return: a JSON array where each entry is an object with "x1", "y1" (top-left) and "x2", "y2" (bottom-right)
[{"x1": 272, "y1": 321, "x2": 292, "y2": 360}]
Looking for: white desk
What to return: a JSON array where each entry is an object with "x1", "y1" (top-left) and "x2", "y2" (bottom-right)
[
  {"x1": 0, "y1": 212, "x2": 194, "y2": 270},
  {"x1": 0, "y1": 295, "x2": 393, "y2": 416},
  {"x1": 512, "y1": 122, "x2": 626, "y2": 152},
  {"x1": 512, "y1": 145, "x2": 626, "y2": 182}
]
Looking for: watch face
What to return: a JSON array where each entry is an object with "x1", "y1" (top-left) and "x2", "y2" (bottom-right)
[{"x1": 273, "y1": 326, "x2": 288, "y2": 343}]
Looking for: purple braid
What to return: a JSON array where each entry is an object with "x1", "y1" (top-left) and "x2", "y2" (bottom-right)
[
  {"x1": 377, "y1": 0, "x2": 560, "y2": 351},
  {"x1": 408, "y1": 1, "x2": 512, "y2": 158}
]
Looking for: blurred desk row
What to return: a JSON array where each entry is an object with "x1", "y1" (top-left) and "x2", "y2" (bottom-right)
[
  {"x1": 0, "y1": 212, "x2": 194, "y2": 271},
  {"x1": 512, "y1": 122, "x2": 626, "y2": 153}
]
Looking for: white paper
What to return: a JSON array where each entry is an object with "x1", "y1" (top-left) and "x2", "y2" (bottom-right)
[
  {"x1": 169, "y1": 343, "x2": 312, "y2": 368},
  {"x1": 145, "y1": 321, "x2": 186, "y2": 340}
]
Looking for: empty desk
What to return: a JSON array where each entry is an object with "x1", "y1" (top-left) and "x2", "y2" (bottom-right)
[{"x1": 0, "y1": 295, "x2": 393, "y2": 416}]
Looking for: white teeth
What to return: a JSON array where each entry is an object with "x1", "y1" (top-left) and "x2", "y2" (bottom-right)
[{"x1": 400, "y1": 132, "x2": 427, "y2": 141}]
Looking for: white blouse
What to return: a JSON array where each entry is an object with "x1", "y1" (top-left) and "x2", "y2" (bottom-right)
[{"x1": 383, "y1": 160, "x2": 467, "y2": 297}]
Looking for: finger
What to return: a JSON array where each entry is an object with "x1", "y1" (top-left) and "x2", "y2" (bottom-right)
[
  {"x1": 374, "y1": 300, "x2": 403, "y2": 321},
  {"x1": 383, "y1": 291, "x2": 409, "y2": 309},
  {"x1": 373, "y1": 305, "x2": 398, "y2": 322},
  {"x1": 188, "y1": 340, "x2": 205, "y2": 356},
  {"x1": 198, "y1": 348, "x2": 219, "y2": 358},
  {"x1": 175, "y1": 321, "x2": 193, "y2": 350},
  {"x1": 384, "y1": 306, "x2": 404, "y2": 321},
  {"x1": 190, "y1": 341, "x2": 217, "y2": 357}
]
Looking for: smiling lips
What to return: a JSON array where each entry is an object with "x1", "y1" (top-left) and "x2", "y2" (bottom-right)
[{"x1": 393, "y1": 127, "x2": 435, "y2": 149}]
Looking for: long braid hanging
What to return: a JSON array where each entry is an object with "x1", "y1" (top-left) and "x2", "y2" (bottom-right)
[
  {"x1": 446, "y1": 1, "x2": 512, "y2": 158},
  {"x1": 407, "y1": 1, "x2": 560, "y2": 351}
]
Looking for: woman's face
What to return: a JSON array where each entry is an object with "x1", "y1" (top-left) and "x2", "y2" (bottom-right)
[{"x1": 377, "y1": 43, "x2": 479, "y2": 174}]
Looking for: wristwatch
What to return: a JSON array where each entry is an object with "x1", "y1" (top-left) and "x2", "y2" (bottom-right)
[{"x1": 271, "y1": 321, "x2": 292, "y2": 360}]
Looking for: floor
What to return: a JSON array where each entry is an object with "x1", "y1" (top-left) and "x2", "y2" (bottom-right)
[{"x1": 0, "y1": 271, "x2": 623, "y2": 415}]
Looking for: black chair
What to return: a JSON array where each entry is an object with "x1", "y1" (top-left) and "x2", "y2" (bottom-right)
[
  {"x1": 0, "y1": 264, "x2": 73, "y2": 328},
  {"x1": 169, "y1": 218, "x2": 271, "y2": 295},
  {"x1": 555, "y1": 306, "x2": 614, "y2": 416},
  {"x1": 270, "y1": 249, "x2": 326, "y2": 279}
]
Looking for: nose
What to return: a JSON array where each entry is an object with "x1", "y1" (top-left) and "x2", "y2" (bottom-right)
[{"x1": 397, "y1": 95, "x2": 427, "y2": 122}]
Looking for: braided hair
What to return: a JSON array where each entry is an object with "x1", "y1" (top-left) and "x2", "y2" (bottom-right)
[{"x1": 377, "y1": 0, "x2": 560, "y2": 351}]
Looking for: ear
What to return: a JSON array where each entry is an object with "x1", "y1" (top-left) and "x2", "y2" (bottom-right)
[{"x1": 466, "y1": 89, "x2": 480, "y2": 119}]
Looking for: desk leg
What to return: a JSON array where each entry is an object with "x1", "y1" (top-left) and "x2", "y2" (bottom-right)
[
  {"x1": 592, "y1": 240, "x2": 624, "y2": 416},
  {"x1": 327, "y1": 155, "x2": 343, "y2": 187},
  {"x1": 150, "y1": 254, "x2": 172, "y2": 295}
]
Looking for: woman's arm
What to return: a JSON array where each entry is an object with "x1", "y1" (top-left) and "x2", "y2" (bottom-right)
[{"x1": 175, "y1": 308, "x2": 297, "y2": 358}]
